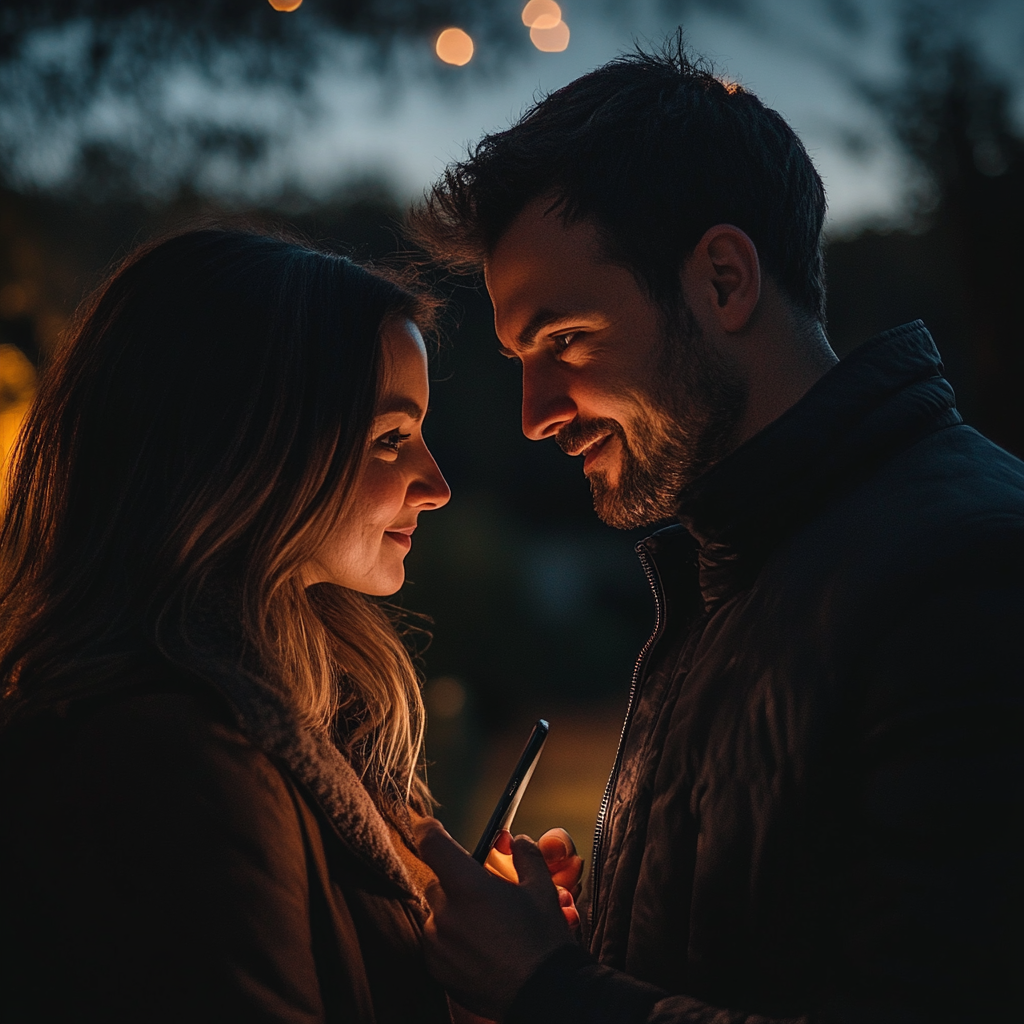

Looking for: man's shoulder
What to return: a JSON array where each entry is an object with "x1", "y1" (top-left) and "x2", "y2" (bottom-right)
[
  {"x1": 744, "y1": 421, "x2": 1024, "y2": 639},
  {"x1": 900, "y1": 421, "x2": 1024, "y2": 500},
  {"x1": 822, "y1": 421, "x2": 1024, "y2": 563}
]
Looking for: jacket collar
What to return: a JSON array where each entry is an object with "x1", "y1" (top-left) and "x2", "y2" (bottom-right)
[
  {"x1": 209, "y1": 664, "x2": 420, "y2": 899},
  {"x1": 673, "y1": 321, "x2": 961, "y2": 611},
  {"x1": 153, "y1": 617, "x2": 420, "y2": 900}
]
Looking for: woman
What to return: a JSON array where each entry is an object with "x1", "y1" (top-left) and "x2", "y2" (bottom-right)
[{"x1": 0, "y1": 228, "x2": 453, "y2": 1022}]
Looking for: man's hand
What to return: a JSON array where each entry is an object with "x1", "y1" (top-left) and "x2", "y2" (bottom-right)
[{"x1": 415, "y1": 817, "x2": 576, "y2": 1021}]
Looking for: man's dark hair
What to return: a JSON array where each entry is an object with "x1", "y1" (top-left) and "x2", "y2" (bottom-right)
[{"x1": 410, "y1": 36, "x2": 828, "y2": 323}]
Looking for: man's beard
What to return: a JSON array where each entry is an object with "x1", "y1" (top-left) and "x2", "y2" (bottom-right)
[{"x1": 557, "y1": 309, "x2": 748, "y2": 530}]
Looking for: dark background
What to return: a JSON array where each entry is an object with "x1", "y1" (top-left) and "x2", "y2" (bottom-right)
[{"x1": 2, "y1": 0, "x2": 1022, "y2": 844}]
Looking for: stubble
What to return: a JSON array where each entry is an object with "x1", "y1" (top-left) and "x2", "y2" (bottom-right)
[{"x1": 558, "y1": 306, "x2": 749, "y2": 530}]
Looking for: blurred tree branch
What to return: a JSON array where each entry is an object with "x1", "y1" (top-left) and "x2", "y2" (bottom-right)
[
  {"x1": 725, "y1": 0, "x2": 1024, "y2": 453},
  {"x1": 0, "y1": 2, "x2": 499, "y2": 52},
  {"x1": 0, "y1": 1, "x2": 517, "y2": 198},
  {"x1": 868, "y1": 2, "x2": 1024, "y2": 453}
]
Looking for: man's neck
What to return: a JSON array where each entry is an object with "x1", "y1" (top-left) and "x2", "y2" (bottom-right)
[{"x1": 733, "y1": 313, "x2": 838, "y2": 447}]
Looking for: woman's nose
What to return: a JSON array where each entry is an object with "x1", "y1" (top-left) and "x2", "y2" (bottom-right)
[{"x1": 409, "y1": 446, "x2": 451, "y2": 510}]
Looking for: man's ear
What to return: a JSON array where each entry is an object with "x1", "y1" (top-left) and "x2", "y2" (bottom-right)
[{"x1": 681, "y1": 225, "x2": 761, "y2": 334}]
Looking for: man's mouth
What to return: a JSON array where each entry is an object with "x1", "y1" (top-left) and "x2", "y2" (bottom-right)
[
  {"x1": 563, "y1": 432, "x2": 608, "y2": 457},
  {"x1": 556, "y1": 419, "x2": 621, "y2": 474},
  {"x1": 580, "y1": 434, "x2": 613, "y2": 473}
]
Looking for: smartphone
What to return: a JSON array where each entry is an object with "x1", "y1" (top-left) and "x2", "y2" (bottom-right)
[{"x1": 471, "y1": 719, "x2": 550, "y2": 864}]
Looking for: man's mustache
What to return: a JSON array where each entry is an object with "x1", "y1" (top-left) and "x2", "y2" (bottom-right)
[{"x1": 556, "y1": 417, "x2": 625, "y2": 457}]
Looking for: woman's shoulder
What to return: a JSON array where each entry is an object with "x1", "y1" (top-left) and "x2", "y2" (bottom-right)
[{"x1": 1, "y1": 662, "x2": 299, "y2": 828}]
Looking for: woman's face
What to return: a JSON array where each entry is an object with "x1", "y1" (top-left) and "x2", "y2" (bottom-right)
[{"x1": 305, "y1": 319, "x2": 450, "y2": 595}]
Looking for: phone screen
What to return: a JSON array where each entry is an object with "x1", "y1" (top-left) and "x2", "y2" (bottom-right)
[{"x1": 471, "y1": 719, "x2": 549, "y2": 864}]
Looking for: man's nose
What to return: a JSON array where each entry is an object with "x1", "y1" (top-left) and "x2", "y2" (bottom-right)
[{"x1": 521, "y1": 364, "x2": 576, "y2": 440}]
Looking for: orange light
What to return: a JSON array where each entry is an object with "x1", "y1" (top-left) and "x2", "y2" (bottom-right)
[
  {"x1": 530, "y1": 19, "x2": 570, "y2": 53},
  {"x1": 435, "y1": 27, "x2": 474, "y2": 66},
  {"x1": 522, "y1": 1, "x2": 561, "y2": 30},
  {"x1": 267, "y1": 0, "x2": 303, "y2": 11},
  {"x1": 0, "y1": 343, "x2": 37, "y2": 508},
  {"x1": 484, "y1": 846, "x2": 519, "y2": 883}
]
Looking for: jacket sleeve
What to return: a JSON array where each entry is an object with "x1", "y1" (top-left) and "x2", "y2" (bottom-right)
[
  {"x1": 507, "y1": 582, "x2": 1024, "y2": 1024},
  {"x1": 57, "y1": 691, "x2": 329, "y2": 1023}
]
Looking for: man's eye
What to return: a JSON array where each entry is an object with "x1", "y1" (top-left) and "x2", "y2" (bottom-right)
[
  {"x1": 376, "y1": 430, "x2": 411, "y2": 454},
  {"x1": 552, "y1": 332, "x2": 578, "y2": 354}
]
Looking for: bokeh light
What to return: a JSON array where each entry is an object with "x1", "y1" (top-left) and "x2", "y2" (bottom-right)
[
  {"x1": 521, "y1": 1, "x2": 561, "y2": 30},
  {"x1": 267, "y1": 0, "x2": 303, "y2": 11},
  {"x1": 435, "y1": 27, "x2": 474, "y2": 66},
  {"x1": 530, "y1": 19, "x2": 570, "y2": 53},
  {"x1": 426, "y1": 676, "x2": 467, "y2": 720},
  {"x1": 0, "y1": 344, "x2": 37, "y2": 509}
]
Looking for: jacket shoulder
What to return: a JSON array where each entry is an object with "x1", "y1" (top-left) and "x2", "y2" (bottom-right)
[
  {"x1": 784, "y1": 423, "x2": 1024, "y2": 601},
  {"x1": 0, "y1": 674, "x2": 339, "y2": 1022}
]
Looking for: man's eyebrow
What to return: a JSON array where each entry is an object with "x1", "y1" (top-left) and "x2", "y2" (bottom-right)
[
  {"x1": 500, "y1": 308, "x2": 577, "y2": 356},
  {"x1": 376, "y1": 396, "x2": 424, "y2": 420}
]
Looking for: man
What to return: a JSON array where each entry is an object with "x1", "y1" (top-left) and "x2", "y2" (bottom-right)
[{"x1": 409, "y1": 42, "x2": 1024, "y2": 1024}]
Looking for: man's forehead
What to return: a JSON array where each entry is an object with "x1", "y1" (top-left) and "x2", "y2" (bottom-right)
[
  {"x1": 487, "y1": 198, "x2": 602, "y2": 274},
  {"x1": 485, "y1": 201, "x2": 607, "y2": 337}
]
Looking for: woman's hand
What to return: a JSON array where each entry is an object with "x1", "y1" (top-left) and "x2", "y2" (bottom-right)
[
  {"x1": 537, "y1": 827, "x2": 584, "y2": 898},
  {"x1": 489, "y1": 826, "x2": 584, "y2": 932},
  {"x1": 415, "y1": 817, "x2": 576, "y2": 1021}
]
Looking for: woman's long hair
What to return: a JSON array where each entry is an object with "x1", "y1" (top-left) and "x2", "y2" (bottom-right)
[{"x1": 0, "y1": 228, "x2": 435, "y2": 818}]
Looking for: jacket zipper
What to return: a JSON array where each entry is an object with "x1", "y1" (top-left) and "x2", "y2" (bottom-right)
[{"x1": 589, "y1": 540, "x2": 665, "y2": 926}]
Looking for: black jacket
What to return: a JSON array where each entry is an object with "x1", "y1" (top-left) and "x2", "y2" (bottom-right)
[{"x1": 509, "y1": 322, "x2": 1024, "y2": 1024}]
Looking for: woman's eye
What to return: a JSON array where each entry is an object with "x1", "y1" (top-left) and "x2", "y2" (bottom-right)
[{"x1": 376, "y1": 430, "x2": 411, "y2": 454}]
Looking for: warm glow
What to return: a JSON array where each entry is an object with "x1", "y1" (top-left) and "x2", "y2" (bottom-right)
[
  {"x1": 267, "y1": 0, "x2": 303, "y2": 11},
  {"x1": 484, "y1": 846, "x2": 519, "y2": 883},
  {"x1": 0, "y1": 344, "x2": 37, "y2": 507},
  {"x1": 435, "y1": 27, "x2": 474, "y2": 66},
  {"x1": 522, "y1": 1, "x2": 561, "y2": 30},
  {"x1": 530, "y1": 19, "x2": 570, "y2": 52},
  {"x1": 426, "y1": 676, "x2": 467, "y2": 719}
]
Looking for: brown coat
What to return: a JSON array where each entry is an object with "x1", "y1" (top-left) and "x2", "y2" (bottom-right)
[{"x1": 0, "y1": 660, "x2": 452, "y2": 1023}]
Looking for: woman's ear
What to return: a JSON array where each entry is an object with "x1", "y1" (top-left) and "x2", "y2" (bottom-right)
[{"x1": 681, "y1": 224, "x2": 761, "y2": 334}]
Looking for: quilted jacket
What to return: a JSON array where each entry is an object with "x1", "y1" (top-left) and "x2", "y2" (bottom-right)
[{"x1": 510, "y1": 321, "x2": 1024, "y2": 1024}]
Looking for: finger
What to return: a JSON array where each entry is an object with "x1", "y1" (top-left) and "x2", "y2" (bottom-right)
[
  {"x1": 414, "y1": 817, "x2": 484, "y2": 894},
  {"x1": 561, "y1": 904, "x2": 581, "y2": 931},
  {"x1": 538, "y1": 828, "x2": 576, "y2": 863},
  {"x1": 510, "y1": 833, "x2": 556, "y2": 893},
  {"x1": 549, "y1": 855, "x2": 585, "y2": 889},
  {"x1": 483, "y1": 845, "x2": 519, "y2": 884},
  {"x1": 493, "y1": 829, "x2": 513, "y2": 856}
]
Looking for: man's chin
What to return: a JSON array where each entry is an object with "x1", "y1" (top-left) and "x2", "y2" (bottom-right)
[{"x1": 590, "y1": 474, "x2": 669, "y2": 531}]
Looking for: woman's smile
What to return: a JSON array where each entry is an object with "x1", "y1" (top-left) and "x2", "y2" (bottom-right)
[
  {"x1": 384, "y1": 525, "x2": 416, "y2": 551},
  {"x1": 304, "y1": 319, "x2": 450, "y2": 594}
]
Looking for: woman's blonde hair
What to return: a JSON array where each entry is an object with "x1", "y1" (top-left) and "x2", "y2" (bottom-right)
[{"x1": 0, "y1": 228, "x2": 435, "y2": 819}]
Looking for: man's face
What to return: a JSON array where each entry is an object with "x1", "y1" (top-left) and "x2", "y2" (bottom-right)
[{"x1": 484, "y1": 199, "x2": 748, "y2": 528}]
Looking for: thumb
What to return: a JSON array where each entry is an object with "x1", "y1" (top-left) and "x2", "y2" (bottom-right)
[
  {"x1": 414, "y1": 817, "x2": 480, "y2": 895},
  {"x1": 510, "y1": 833, "x2": 556, "y2": 893}
]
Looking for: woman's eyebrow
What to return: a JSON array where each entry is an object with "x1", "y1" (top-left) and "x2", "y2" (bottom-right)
[{"x1": 376, "y1": 396, "x2": 424, "y2": 420}]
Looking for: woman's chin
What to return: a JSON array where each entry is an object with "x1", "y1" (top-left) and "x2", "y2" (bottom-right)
[
  {"x1": 354, "y1": 566, "x2": 406, "y2": 597},
  {"x1": 300, "y1": 556, "x2": 406, "y2": 595}
]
